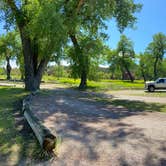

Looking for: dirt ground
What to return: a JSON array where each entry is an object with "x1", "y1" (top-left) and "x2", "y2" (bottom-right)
[
  {"x1": 105, "y1": 90, "x2": 166, "y2": 104},
  {"x1": 30, "y1": 87, "x2": 166, "y2": 166}
]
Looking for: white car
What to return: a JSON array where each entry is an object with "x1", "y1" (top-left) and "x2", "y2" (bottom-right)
[{"x1": 145, "y1": 78, "x2": 166, "y2": 92}]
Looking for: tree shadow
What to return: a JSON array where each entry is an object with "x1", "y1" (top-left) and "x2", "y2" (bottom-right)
[
  {"x1": 29, "y1": 87, "x2": 166, "y2": 165},
  {"x1": 0, "y1": 87, "x2": 49, "y2": 166},
  {"x1": 145, "y1": 90, "x2": 166, "y2": 93}
]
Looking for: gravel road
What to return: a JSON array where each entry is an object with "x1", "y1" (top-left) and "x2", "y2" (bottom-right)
[{"x1": 30, "y1": 88, "x2": 166, "y2": 166}]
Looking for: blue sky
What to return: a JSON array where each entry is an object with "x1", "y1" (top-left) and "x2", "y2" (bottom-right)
[
  {"x1": 105, "y1": 0, "x2": 166, "y2": 53},
  {"x1": 0, "y1": 0, "x2": 166, "y2": 67}
]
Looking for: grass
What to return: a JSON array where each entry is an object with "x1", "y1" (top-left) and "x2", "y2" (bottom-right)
[
  {"x1": 0, "y1": 86, "x2": 40, "y2": 165},
  {"x1": 0, "y1": 74, "x2": 20, "y2": 80},
  {"x1": 94, "y1": 97, "x2": 166, "y2": 113},
  {"x1": 53, "y1": 77, "x2": 144, "y2": 91},
  {"x1": 0, "y1": 75, "x2": 145, "y2": 91}
]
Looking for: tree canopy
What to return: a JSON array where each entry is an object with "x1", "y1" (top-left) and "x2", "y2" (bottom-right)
[{"x1": 0, "y1": 0, "x2": 142, "y2": 90}]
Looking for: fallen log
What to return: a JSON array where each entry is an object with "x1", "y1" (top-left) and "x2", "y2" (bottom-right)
[{"x1": 22, "y1": 95, "x2": 56, "y2": 152}]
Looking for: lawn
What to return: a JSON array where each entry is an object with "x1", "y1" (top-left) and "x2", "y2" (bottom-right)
[
  {"x1": 42, "y1": 76, "x2": 145, "y2": 91},
  {"x1": 0, "y1": 86, "x2": 39, "y2": 165},
  {"x1": 0, "y1": 75, "x2": 145, "y2": 91}
]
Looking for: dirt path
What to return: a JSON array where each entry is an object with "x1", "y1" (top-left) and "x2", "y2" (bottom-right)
[{"x1": 30, "y1": 88, "x2": 166, "y2": 166}]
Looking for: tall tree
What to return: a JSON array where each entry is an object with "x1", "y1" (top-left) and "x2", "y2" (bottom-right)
[
  {"x1": 0, "y1": 31, "x2": 17, "y2": 80},
  {"x1": 1, "y1": 0, "x2": 141, "y2": 90},
  {"x1": 67, "y1": 36, "x2": 106, "y2": 85},
  {"x1": 139, "y1": 52, "x2": 154, "y2": 81},
  {"x1": 64, "y1": 0, "x2": 142, "y2": 89},
  {"x1": 107, "y1": 49, "x2": 121, "y2": 79},
  {"x1": 117, "y1": 35, "x2": 135, "y2": 82},
  {"x1": 145, "y1": 33, "x2": 166, "y2": 80},
  {"x1": 1, "y1": 0, "x2": 67, "y2": 91}
]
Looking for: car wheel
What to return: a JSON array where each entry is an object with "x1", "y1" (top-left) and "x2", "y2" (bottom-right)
[{"x1": 148, "y1": 86, "x2": 155, "y2": 92}]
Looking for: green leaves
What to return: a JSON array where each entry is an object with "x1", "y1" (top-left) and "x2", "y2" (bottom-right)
[
  {"x1": 113, "y1": 0, "x2": 142, "y2": 32},
  {"x1": 145, "y1": 32, "x2": 166, "y2": 79},
  {"x1": 117, "y1": 35, "x2": 135, "y2": 58},
  {"x1": 0, "y1": 31, "x2": 19, "y2": 59},
  {"x1": 146, "y1": 33, "x2": 166, "y2": 60}
]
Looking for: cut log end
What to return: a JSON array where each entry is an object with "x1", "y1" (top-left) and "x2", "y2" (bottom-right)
[{"x1": 43, "y1": 135, "x2": 56, "y2": 152}]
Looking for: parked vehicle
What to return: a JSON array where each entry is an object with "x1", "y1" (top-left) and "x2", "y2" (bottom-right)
[{"x1": 145, "y1": 78, "x2": 166, "y2": 92}]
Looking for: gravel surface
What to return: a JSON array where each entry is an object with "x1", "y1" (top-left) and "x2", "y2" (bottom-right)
[
  {"x1": 105, "y1": 90, "x2": 166, "y2": 104},
  {"x1": 30, "y1": 88, "x2": 166, "y2": 166}
]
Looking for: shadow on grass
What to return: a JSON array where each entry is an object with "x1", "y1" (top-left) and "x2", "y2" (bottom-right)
[
  {"x1": 109, "y1": 99, "x2": 166, "y2": 113},
  {"x1": 145, "y1": 90, "x2": 166, "y2": 93},
  {"x1": 0, "y1": 87, "x2": 51, "y2": 166}
]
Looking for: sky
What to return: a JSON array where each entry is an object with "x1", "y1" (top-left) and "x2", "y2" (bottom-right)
[
  {"x1": 105, "y1": 0, "x2": 166, "y2": 53},
  {"x1": 0, "y1": 0, "x2": 166, "y2": 67}
]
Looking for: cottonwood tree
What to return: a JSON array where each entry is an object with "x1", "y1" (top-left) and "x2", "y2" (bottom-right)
[
  {"x1": 117, "y1": 35, "x2": 135, "y2": 82},
  {"x1": 1, "y1": 0, "x2": 141, "y2": 90},
  {"x1": 63, "y1": 0, "x2": 142, "y2": 89},
  {"x1": 66, "y1": 36, "x2": 106, "y2": 86},
  {"x1": 107, "y1": 48, "x2": 124, "y2": 79},
  {"x1": 1, "y1": 0, "x2": 67, "y2": 90},
  {"x1": 139, "y1": 53, "x2": 154, "y2": 81},
  {"x1": 145, "y1": 33, "x2": 166, "y2": 80},
  {"x1": 0, "y1": 31, "x2": 17, "y2": 80}
]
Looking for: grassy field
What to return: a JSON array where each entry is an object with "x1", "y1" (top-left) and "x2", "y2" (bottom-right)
[
  {"x1": 0, "y1": 86, "x2": 40, "y2": 165},
  {"x1": 0, "y1": 74, "x2": 145, "y2": 91},
  {"x1": 0, "y1": 74, "x2": 20, "y2": 80},
  {"x1": 42, "y1": 76, "x2": 145, "y2": 91}
]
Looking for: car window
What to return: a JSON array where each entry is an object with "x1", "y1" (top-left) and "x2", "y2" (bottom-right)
[{"x1": 158, "y1": 79, "x2": 164, "y2": 83}]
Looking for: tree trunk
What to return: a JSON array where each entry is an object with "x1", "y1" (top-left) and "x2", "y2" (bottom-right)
[
  {"x1": 21, "y1": 73, "x2": 24, "y2": 81},
  {"x1": 19, "y1": 29, "x2": 48, "y2": 91},
  {"x1": 79, "y1": 70, "x2": 87, "y2": 89},
  {"x1": 141, "y1": 68, "x2": 146, "y2": 82},
  {"x1": 6, "y1": 57, "x2": 11, "y2": 80},
  {"x1": 120, "y1": 66, "x2": 125, "y2": 80},
  {"x1": 70, "y1": 34, "x2": 88, "y2": 89},
  {"x1": 154, "y1": 57, "x2": 158, "y2": 80},
  {"x1": 121, "y1": 56, "x2": 134, "y2": 82},
  {"x1": 124, "y1": 64, "x2": 134, "y2": 82}
]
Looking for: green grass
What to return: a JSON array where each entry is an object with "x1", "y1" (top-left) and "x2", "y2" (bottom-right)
[
  {"x1": 94, "y1": 97, "x2": 166, "y2": 113},
  {"x1": 1, "y1": 75, "x2": 145, "y2": 91},
  {"x1": 0, "y1": 74, "x2": 20, "y2": 80},
  {"x1": 0, "y1": 86, "x2": 40, "y2": 165},
  {"x1": 42, "y1": 75, "x2": 58, "y2": 82},
  {"x1": 53, "y1": 77, "x2": 144, "y2": 91}
]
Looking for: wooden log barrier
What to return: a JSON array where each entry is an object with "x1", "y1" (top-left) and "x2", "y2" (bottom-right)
[{"x1": 22, "y1": 95, "x2": 56, "y2": 152}]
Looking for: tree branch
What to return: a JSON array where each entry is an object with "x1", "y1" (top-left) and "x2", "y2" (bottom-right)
[
  {"x1": 5, "y1": 0, "x2": 25, "y2": 27},
  {"x1": 36, "y1": 58, "x2": 48, "y2": 78},
  {"x1": 76, "y1": 0, "x2": 84, "y2": 13}
]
